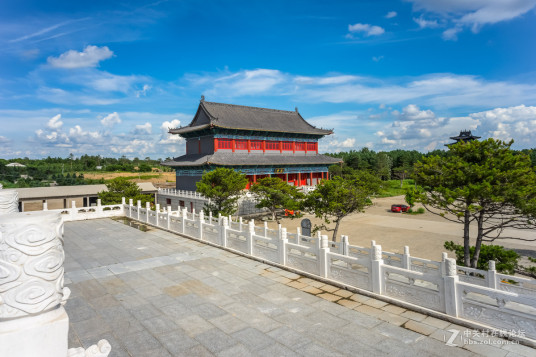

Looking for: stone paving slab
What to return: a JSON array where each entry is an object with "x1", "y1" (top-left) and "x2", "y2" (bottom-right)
[{"x1": 64, "y1": 219, "x2": 533, "y2": 356}]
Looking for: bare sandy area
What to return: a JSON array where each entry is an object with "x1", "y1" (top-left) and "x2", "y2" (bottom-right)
[
  {"x1": 265, "y1": 195, "x2": 536, "y2": 262},
  {"x1": 82, "y1": 171, "x2": 176, "y2": 188}
]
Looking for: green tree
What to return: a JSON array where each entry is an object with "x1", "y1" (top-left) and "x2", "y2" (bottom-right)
[
  {"x1": 302, "y1": 171, "x2": 381, "y2": 241},
  {"x1": 196, "y1": 168, "x2": 248, "y2": 216},
  {"x1": 414, "y1": 139, "x2": 536, "y2": 268},
  {"x1": 98, "y1": 177, "x2": 153, "y2": 206},
  {"x1": 444, "y1": 241, "x2": 519, "y2": 275},
  {"x1": 250, "y1": 177, "x2": 304, "y2": 223},
  {"x1": 405, "y1": 186, "x2": 417, "y2": 207}
]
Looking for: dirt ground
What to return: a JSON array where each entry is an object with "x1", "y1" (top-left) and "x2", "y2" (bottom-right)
[
  {"x1": 265, "y1": 195, "x2": 536, "y2": 262},
  {"x1": 83, "y1": 171, "x2": 176, "y2": 188}
]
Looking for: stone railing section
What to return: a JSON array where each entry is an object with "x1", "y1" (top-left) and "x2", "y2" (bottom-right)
[
  {"x1": 43, "y1": 198, "x2": 125, "y2": 222},
  {"x1": 125, "y1": 203, "x2": 536, "y2": 340}
]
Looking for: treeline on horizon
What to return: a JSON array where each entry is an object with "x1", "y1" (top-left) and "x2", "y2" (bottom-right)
[
  {"x1": 326, "y1": 147, "x2": 536, "y2": 180},
  {"x1": 2, "y1": 148, "x2": 536, "y2": 189},
  {"x1": 0, "y1": 155, "x2": 174, "y2": 188}
]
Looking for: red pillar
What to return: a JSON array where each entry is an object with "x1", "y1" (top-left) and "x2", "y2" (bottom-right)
[
  {"x1": 214, "y1": 138, "x2": 219, "y2": 152},
  {"x1": 298, "y1": 172, "x2": 301, "y2": 187},
  {"x1": 262, "y1": 140, "x2": 266, "y2": 153},
  {"x1": 309, "y1": 172, "x2": 313, "y2": 186},
  {"x1": 316, "y1": 142, "x2": 318, "y2": 154},
  {"x1": 247, "y1": 139, "x2": 251, "y2": 153},
  {"x1": 253, "y1": 174, "x2": 256, "y2": 183},
  {"x1": 280, "y1": 141, "x2": 282, "y2": 153},
  {"x1": 292, "y1": 141, "x2": 295, "y2": 153},
  {"x1": 232, "y1": 138, "x2": 235, "y2": 152}
]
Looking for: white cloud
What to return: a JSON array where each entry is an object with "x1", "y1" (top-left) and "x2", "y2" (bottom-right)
[
  {"x1": 372, "y1": 56, "x2": 384, "y2": 62},
  {"x1": 47, "y1": 114, "x2": 63, "y2": 129},
  {"x1": 0, "y1": 136, "x2": 11, "y2": 144},
  {"x1": 407, "y1": 0, "x2": 536, "y2": 37},
  {"x1": 400, "y1": 104, "x2": 436, "y2": 121},
  {"x1": 375, "y1": 104, "x2": 536, "y2": 151},
  {"x1": 413, "y1": 16, "x2": 440, "y2": 29},
  {"x1": 385, "y1": 11, "x2": 398, "y2": 19},
  {"x1": 47, "y1": 45, "x2": 114, "y2": 69},
  {"x1": 133, "y1": 122, "x2": 152, "y2": 135},
  {"x1": 470, "y1": 105, "x2": 536, "y2": 144},
  {"x1": 100, "y1": 112, "x2": 121, "y2": 127},
  {"x1": 159, "y1": 119, "x2": 183, "y2": 145},
  {"x1": 188, "y1": 69, "x2": 286, "y2": 97},
  {"x1": 110, "y1": 139, "x2": 154, "y2": 155},
  {"x1": 348, "y1": 23, "x2": 385, "y2": 37},
  {"x1": 442, "y1": 26, "x2": 463, "y2": 41},
  {"x1": 136, "y1": 84, "x2": 152, "y2": 98}
]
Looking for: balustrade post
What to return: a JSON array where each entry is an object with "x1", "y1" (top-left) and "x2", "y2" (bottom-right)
[
  {"x1": 137, "y1": 200, "x2": 141, "y2": 220},
  {"x1": 264, "y1": 221, "x2": 268, "y2": 237},
  {"x1": 371, "y1": 244, "x2": 383, "y2": 294},
  {"x1": 239, "y1": 217, "x2": 243, "y2": 231},
  {"x1": 198, "y1": 211, "x2": 204, "y2": 240},
  {"x1": 444, "y1": 258, "x2": 460, "y2": 317},
  {"x1": 221, "y1": 217, "x2": 229, "y2": 247},
  {"x1": 488, "y1": 260, "x2": 498, "y2": 289},
  {"x1": 167, "y1": 209, "x2": 171, "y2": 230},
  {"x1": 146, "y1": 202, "x2": 150, "y2": 223},
  {"x1": 319, "y1": 235, "x2": 329, "y2": 277},
  {"x1": 218, "y1": 213, "x2": 222, "y2": 225},
  {"x1": 209, "y1": 211, "x2": 212, "y2": 223},
  {"x1": 296, "y1": 227, "x2": 301, "y2": 245},
  {"x1": 441, "y1": 252, "x2": 448, "y2": 276},
  {"x1": 155, "y1": 204, "x2": 160, "y2": 226},
  {"x1": 341, "y1": 235, "x2": 349, "y2": 255},
  {"x1": 181, "y1": 207, "x2": 187, "y2": 234},
  {"x1": 129, "y1": 199, "x2": 133, "y2": 217},
  {"x1": 279, "y1": 228, "x2": 288, "y2": 265},
  {"x1": 247, "y1": 220, "x2": 255, "y2": 255},
  {"x1": 43, "y1": 201, "x2": 48, "y2": 211},
  {"x1": 278, "y1": 223, "x2": 282, "y2": 239},
  {"x1": 122, "y1": 197, "x2": 126, "y2": 205},
  {"x1": 71, "y1": 201, "x2": 76, "y2": 220},
  {"x1": 403, "y1": 246, "x2": 411, "y2": 270}
]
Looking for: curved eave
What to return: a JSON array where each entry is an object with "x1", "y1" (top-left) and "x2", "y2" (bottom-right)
[{"x1": 168, "y1": 124, "x2": 332, "y2": 137}]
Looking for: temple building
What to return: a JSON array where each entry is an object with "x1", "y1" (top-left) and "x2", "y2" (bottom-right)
[
  {"x1": 162, "y1": 98, "x2": 342, "y2": 191},
  {"x1": 445, "y1": 130, "x2": 481, "y2": 146}
]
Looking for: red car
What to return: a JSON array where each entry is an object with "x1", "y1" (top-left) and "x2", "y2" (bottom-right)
[{"x1": 391, "y1": 204, "x2": 410, "y2": 213}]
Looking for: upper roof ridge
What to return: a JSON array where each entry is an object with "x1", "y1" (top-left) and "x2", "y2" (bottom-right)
[{"x1": 203, "y1": 101, "x2": 296, "y2": 115}]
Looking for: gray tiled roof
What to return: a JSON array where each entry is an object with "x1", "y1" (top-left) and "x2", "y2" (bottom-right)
[
  {"x1": 169, "y1": 101, "x2": 333, "y2": 136},
  {"x1": 162, "y1": 152, "x2": 341, "y2": 167}
]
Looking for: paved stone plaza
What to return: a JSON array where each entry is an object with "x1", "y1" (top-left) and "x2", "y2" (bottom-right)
[{"x1": 64, "y1": 219, "x2": 533, "y2": 357}]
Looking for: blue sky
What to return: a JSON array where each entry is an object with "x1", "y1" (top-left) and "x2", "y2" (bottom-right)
[{"x1": 1, "y1": 0, "x2": 536, "y2": 159}]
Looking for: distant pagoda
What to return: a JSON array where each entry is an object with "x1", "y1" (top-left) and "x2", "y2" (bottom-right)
[
  {"x1": 162, "y1": 97, "x2": 341, "y2": 190},
  {"x1": 445, "y1": 130, "x2": 481, "y2": 146}
]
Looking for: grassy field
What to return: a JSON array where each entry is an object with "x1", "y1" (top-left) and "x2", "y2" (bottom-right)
[{"x1": 377, "y1": 179, "x2": 418, "y2": 198}]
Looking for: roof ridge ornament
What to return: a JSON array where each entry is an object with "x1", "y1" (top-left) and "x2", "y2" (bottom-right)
[{"x1": 200, "y1": 95, "x2": 205, "y2": 102}]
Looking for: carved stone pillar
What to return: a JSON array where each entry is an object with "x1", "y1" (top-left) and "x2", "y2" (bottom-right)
[
  {"x1": 0, "y1": 211, "x2": 110, "y2": 357},
  {"x1": 0, "y1": 189, "x2": 18, "y2": 214}
]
